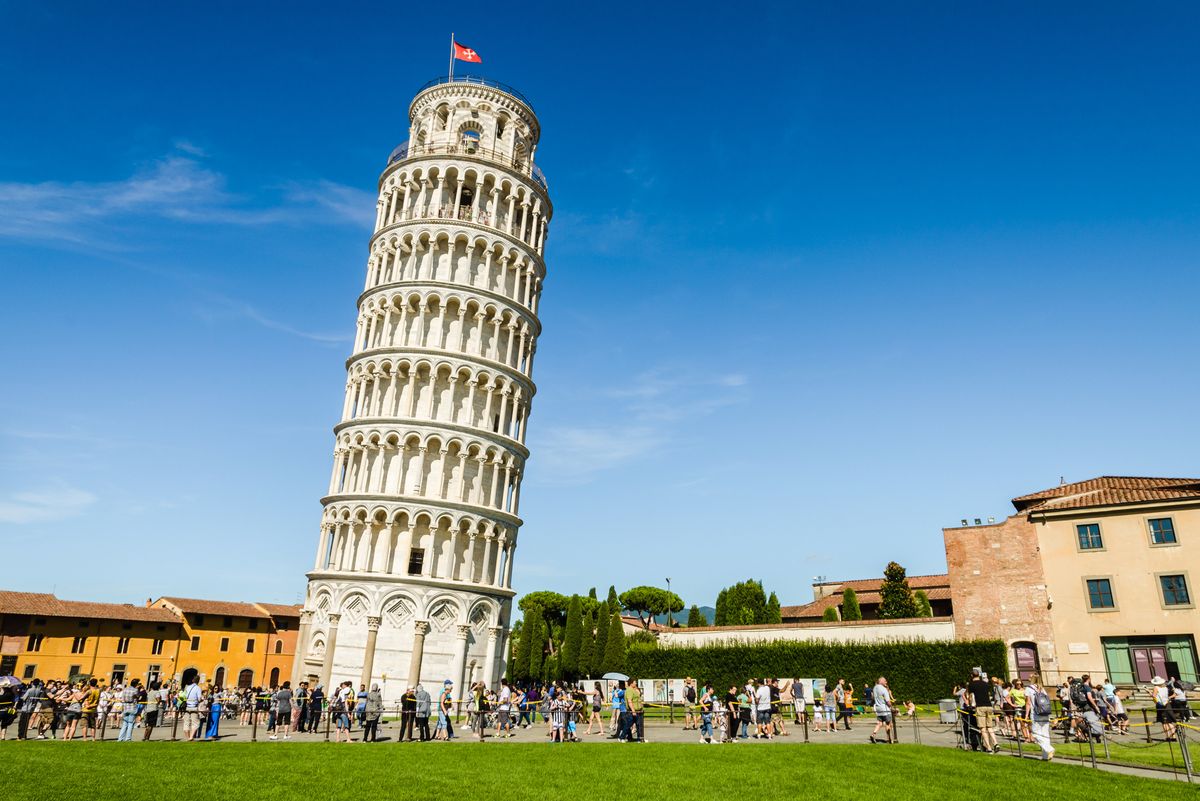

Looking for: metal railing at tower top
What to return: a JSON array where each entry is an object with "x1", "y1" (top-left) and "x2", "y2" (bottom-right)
[
  {"x1": 387, "y1": 140, "x2": 548, "y2": 192},
  {"x1": 416, "y1": 75, "x2": 535, "y2": 111}
]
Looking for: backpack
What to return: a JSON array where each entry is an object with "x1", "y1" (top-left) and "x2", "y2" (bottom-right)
[
  {"x1": 1032, "y1": 689, "x2": 1052, "y2": 718},
  {"x1": 685, "y1": 686, "x2": 696, "y2": 704},
  {"x1": 1069, "y1": 682, "x2": 1088, "y2": 709}
]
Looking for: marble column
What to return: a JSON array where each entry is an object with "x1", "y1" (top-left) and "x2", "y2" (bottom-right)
[
  {"x1": 319, "y1": 613, "x2": 341, "y2": 689},
  {"x1": 484, "y1": 625, "x2": 502, "y2": 688},
  {"x1": 451, "y1": 624, "x2": 471, "y2": 698},
  {"x1": 407, "y1": 620, "x2": 431, "y2": 687},
  {"x1": 360, "y1": 616, "x2": 381, "y2": 687},
  {"x1": 291, "y1": 610, "x2": 314, "y2": 685}
]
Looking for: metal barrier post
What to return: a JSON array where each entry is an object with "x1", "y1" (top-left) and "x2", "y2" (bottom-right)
[
  {"x1": 1143, "y1": 708, "x2": 1153, "y2": 743},
  {"x1": 890, "y1": 706, "x2": 898, "y2": 744},
  {"x1": 669, "y1": 689, "x2": 674, "y2": 725},
  {"x1": 251, "y1": 703, "x2": 259, "y2": 742},
  {"x1": 324, "y1": 702, "x2": 331, "y2": 742},
  {"x1": 802, "y1": 709, "x2": 809, "y2": 743},
  {"x1": 912, "y1": 709, "x2": 920, "y2": 745},
  {"x1": 171, "y1": 705, "x2": 180, "y2": 741},
  {"x1": 1180, "y1": 725, "x2": 1194, "y2": 783},
  {"x1": 1016, "y1": 722, "x2": 1023, "y2": 759},
  {"x1": 1087, "y1": 734, "x2": 1097, "y2": 768},
  {"x1": 99, "y1": 709, "x2": 107, "y2": 741}
]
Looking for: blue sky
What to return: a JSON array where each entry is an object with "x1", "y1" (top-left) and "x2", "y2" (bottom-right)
[{"x1": 2, "y1": 2, "x2": 1198, "y2": 610}]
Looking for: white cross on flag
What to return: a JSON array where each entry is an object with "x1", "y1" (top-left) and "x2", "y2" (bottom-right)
[{"x1": 453, "y1": 41, "x2": 482, "y2": 63}]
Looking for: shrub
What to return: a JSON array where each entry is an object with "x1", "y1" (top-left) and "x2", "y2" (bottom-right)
[
  {"x1": 625, "y1": 638, "x2": 1006, "y2": 702},
  {"x1": 842, "y1": 588, "x2": 862, "y2": 621}
]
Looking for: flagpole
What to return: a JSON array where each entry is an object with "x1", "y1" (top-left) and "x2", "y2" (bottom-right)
[{"x1": 449, "y1": 32, "x2": 455, "y2": 81}]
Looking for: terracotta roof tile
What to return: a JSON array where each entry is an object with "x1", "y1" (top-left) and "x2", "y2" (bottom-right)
[
  {"x1": 781, "y1": 586, "x2": 951, "y2": 620},
  {"x1": 254, "y1": 603, "x2": 302, "y2": 618},
  {"x1": 677, "y1": 616, "x2": 954, "y2": 633},
  {"x1": 0, "y1": 590, "x2": 180, "y2": 623},
  {"x1": 1013, "y1": 476, "x2": 1200, "y2": 513},
  {"x1": 157, "y1": 597, "x2": 271, "y2": 619}
]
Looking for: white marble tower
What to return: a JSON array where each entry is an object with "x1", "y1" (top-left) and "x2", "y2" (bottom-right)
[{"x1": 293, "y1": 76, "x2": 549, "y2": 695}]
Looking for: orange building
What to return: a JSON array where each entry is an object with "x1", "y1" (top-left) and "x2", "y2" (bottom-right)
[
  {"x1": 151, "y1": 597, "x2": 301, "y2": 688},
  {"x1": 0, "y1": 591, "x2": 183, "y2": 686}
]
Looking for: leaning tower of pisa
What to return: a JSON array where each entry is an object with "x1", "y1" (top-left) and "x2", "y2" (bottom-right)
[{"x1": 293, "y1": 76, "x2": 549, "y2": 694}]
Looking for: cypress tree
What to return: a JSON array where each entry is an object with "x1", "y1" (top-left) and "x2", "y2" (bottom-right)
[
  {"x1": 841, "y1": 588, "x2": 862, "y2": 621},
  {"x1": 822, "y1": 606, "x2": 839, "y2": 622},
  {"x1": 579, "y1": 610, "x2": 595, "y2": 678},
  {"x1": 512, "y1": 619, "x2": 532, "y2": 680},
  {"x1": 915, "y1": 590, "x2": 933, "y2": 617},
  {"x1": 607, "y1": 585, "x2": 620, "y2": 615},
  {"x1": 714, "y1": 588, "x2": 728, "y2": 626},
  {"x1": 527, "y1": 615, "x2": 546, "y2": 679},
  {"x1": 767, "y1": 592, "x2": 782, "y2": 624},
  {"x1": 592, "y1": 605, "x2": 610, "y2": 676},
  {"x1": 603, "y1": 609, "x2": 625, "y2": 674},
  {"x1": 686, "y1": 604, "x2": 706, "y2": 627},
  {"x1": 562, "y1": 594, "x2": 583, "y2": 679},
  {"x1": 879, "y1": 561, "x2": 920, "y2": 619}
]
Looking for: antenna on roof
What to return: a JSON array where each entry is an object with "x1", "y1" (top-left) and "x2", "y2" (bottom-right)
[{"x1": 1060, "y1": 476, "x2": 1065, "y2": 485}]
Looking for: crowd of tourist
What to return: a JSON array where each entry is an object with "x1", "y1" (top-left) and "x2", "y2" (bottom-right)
[{"x1": 0, "y1": 668, "x2": 1192, "y2": 755}]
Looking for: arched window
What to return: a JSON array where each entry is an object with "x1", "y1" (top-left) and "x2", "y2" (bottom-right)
[
  {"x1": 274, "y1": 640, "x2": 283, "y2": 654},
  {"x1": 213, "y1": 666, "x2": 225, "y2": 689},
  {"x1": 269, "y1": 667, "x2": 280, "y2": 688},
  {"x1": 237, "y1": 668, "x2": 253, "y2": 689},
  {"x1": 436, "y1": 105, "x2": 449, "y2": 131},
  {"x1": 461, "y1": 129, "x2": 481, "y2": 153}
]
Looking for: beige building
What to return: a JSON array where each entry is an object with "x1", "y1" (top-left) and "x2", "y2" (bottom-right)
[{"x1": 946, "y1": 476, "x2": 1200, "y2": 684}]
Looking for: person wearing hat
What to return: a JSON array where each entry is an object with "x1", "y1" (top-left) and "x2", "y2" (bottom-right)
[
  {"x1": 1150, "y1": 676, "x2": 1177, "y2": 741},
  {"x1": 435, "y1": 680, "x2": 456, "y2": 740}
]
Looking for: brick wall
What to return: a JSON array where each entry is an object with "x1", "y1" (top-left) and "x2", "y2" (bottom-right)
[{"x1": 944, "y1": 515, "x2": 1058, "y2": 678}]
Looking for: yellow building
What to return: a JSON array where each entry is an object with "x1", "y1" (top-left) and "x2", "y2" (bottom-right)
[
  {"x1": 1014, "y1": 476, "x2": 1200, "y2": 683},
  {"x1": 0, "y1": 591, "x2": 182, "y2": 685},
  {"x1": 151, "y1": 597, "x2": 299, "y2": 688}
]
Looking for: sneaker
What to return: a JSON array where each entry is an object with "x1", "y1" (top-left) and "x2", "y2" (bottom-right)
[
  {"x1": 269, "y1": 734, "x2": 278, "y2": 740},
  {"x1": 869, "y1": 736, "x2": 877, "y2": 744},
  {"x1": 700, "y1": 737, "x2": 707, "y2": 744},
  {"x1": 283, "y1": 735, "x2": 291, "y2": 740}
]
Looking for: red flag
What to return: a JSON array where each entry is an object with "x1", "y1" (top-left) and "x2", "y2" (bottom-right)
[{"x1": 453, "y1": 42, "x2": 482, "y2": 63}]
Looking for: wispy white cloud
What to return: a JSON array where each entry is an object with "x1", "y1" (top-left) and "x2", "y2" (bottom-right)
[
  {"x1": 0, "y1": 146, "x2": 371, "y2": 247},
  {"x1": 533, "y1": 368, "x2": 749, "y2": 485},
  {"x1": 0, "y1": 485, "x2": 97, "y2": 524},
  {"x1": 193, "y1": 292, "x2": 351, "y2": 344}
]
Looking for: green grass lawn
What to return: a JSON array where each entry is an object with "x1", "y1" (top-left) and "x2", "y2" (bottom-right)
[
  {"x1": 998, "y1": 732, "x2": 1198, "y2": 773},
  {"x1": 0, "y1": 742, "x2": 1192, "y2": 801}
]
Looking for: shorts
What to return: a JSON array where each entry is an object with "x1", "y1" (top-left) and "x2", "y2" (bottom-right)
[
  {"x1": 592, "y1": 705, "x2": 601, "y2": 713},
  {"x1": 756, "y1": 710, "x2": 771, "y2": 724},
  {"x1": 185, "y1": 711, "x2": 202, "y2": 732},
  {"x1": 497, "y1": 709, "x2": 510, "y2": 726},
  {"x1": 143, "y1": 710, "x2": 159, "y2": 727},
  {"x1": 81, "y1": 711, "x2": 97, "y2": 727},
  {"x1": 684, "y1": 702, "x2": 695, "y2": 715},
  {"x1": 975, "y1": 706, "x2": 996, "y2": 730},
  {"x1": 876, "y1": 712, "x2": 893, "y2": 723},
  {"x1": 64, "y1": 710, "x2": 81, "y2": 722},
  {"x1": 1157, "y1": 706, "x2": 1177, "y2": 724}
]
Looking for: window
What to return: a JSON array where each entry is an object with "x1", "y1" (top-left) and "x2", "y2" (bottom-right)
[
  {"x1": 68, "y1": 665, "x2": 81, "y2": 680},
  {"x1": 1161, "y1": 575, "x2": 1191, "y2": 606},
  {"x1": 111, "y1": 665, "x2": 126, "y2": 685},
  {"x1": 1077, "y1": 523, "x2": 1103, "y2": 550},
  {"x1": 1087, "y1": 578, "x2": 1115, "y2": 609},
  {"x1": 220, "y1": 637, "x2": 229, "y2": 652},
  {"x1": 246, "y1": 639, "x2": 255, "y2": 653},
  {"x1": 223, "y1": 616, "x2": 233, "y2": 628},
  {"x1": 407, "y1": 548, "x2": 424, "y2": 576},
  {"x1": 1150, "y1": 518, "x2": 1178, "y2": 545},
  {"x1": 152, "y1": 639, "x2": 165, "y2": 655},
  {"x1": 26, "y1": 634, "x2": 43, "y2": 652},
  {"x1": 274, "y1": 640, "x2": 283, "y2": 654},
  {"x1": 190, "y1": 636, "x2": 200, "y2": 651},
  {"x1": 148, "y1": 665, "x2": 161, "y2": 683},
  {"x1": 22, "y1": 664, "x2": 35, "y2": 679},
  {"x1": 71, "y1": 636, "x2": 87, "y2": 654},
  {"x1": 117, "y1": 637, "x2": 131, "y2": 654}
]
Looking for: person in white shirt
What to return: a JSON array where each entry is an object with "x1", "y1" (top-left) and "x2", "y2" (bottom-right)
[
  {"x1": 754, "y1": 680, "x2": 773, "y2": 739},
  {"x1": 184, "y1": 679, "x2": 203, "y2": 741}
]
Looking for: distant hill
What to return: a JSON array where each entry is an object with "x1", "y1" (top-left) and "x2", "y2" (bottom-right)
[{"x1": 652, "y1": 606, "x2": 715, "y2": 627}]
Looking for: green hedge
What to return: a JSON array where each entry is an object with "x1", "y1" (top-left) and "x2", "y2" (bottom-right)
[{"x1": 625, "y1": 638, "x2": 1006, "y2": 702}]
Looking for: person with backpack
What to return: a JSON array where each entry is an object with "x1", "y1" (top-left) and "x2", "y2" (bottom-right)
[
  {"x1": 1024, "y1": 675, "x2": 1055, "y2": 761},
  {"x1": 683, "y1": 678, "x2": 697, "y2": 731}
]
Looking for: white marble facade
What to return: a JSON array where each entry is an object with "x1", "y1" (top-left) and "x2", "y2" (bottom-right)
[{"x1": 294, "y1": 77, "x2": 550, "y2": 692}]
